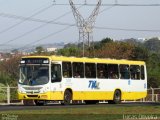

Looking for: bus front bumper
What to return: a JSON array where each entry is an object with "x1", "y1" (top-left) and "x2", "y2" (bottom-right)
[{"x1": 18, "y1": 92, "x2": 51, "y2": 100}]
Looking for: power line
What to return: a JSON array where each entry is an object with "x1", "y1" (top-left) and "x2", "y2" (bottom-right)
[
  {"x1": 0, "y1": 4, "x2": 53, "y2": 35},
  {"x1": 44, "y1": 3, "x2": 160, "y2": 7},
  {"x1": 1, "y1": 3, "x2": 160, "y2": 51},
  {"x1": 18, "y1": 26, "x2": 72, "y2": 51},
  {"x1": 15, "y1": 6, "x2": 160, "y2": 51},
  {"x1": 13, "y1": 25, "x2": 160, "y2": 51},
  {"x1": 16, "y1": 5, "x2": 85, "y2": 50},
  {"x1": 0, "y1": 12, "x2": 74, "y2": 26},
  {"x1": 96, "y1": 4, "x2": 160, "y2": 32},
  {"x1": 1, "y1": 6, "x2": 82, "y2": 49},
  {"x1": 0, "y1": 5, "x2": 115, "y2": 49},
  {"x1": 1, "y1": 12, "x2": 160, "y2": 33},
  {"x1": 99, "y1": 5, "x2": 115, "y2": 14},
  {"x1": 8, "y1": 5, "x2": 87, "y2": 51},
  {"x1": 0, "y1": 5, "x2": 115, "y2": 26},
  {"x1": 0, "y1": 2, "x2": 159, "y2": 36},
  {"x1": 17, "y1": 24, "x2": 160, "y2": 51},
  {"x1": 0, "y1": 13, "x2": 74, "y2": 46},
  {"x1": 0, "y1": 5, "x2": 84, "y2": 47},
  {"x1": 95, "y1": 26, "x2": 160, "y2": 32}
]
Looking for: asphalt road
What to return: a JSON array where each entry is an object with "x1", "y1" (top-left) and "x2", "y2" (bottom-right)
[{"x1": 0, "y1": 102, "x2": 160, "y2": 111}]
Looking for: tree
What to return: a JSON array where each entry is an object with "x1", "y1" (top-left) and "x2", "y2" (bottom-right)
[
  {"x1": 95, "y1": 41, "x2": 135, "y2": 59},
  {"x1": 146, "y1": 53, "x2": 160, "y2": 88},
  {"x1": 0, "y1": 56, "x2": 21, "y2": 86},
  {"x1": 94, "y1": 37, "x2": 113, "y2": 50},
  {"x1": 57, "y1": 46, "x2": 79, "y2": 57},
  {"x1": 124, "y1": 38, "x2": 140, "y2": 45},
  {"x1": 132, "y1": 45, "x2": 149, "y2": 61},
  {"x1": 35, "y1": 46, "x2": 45, "y2": 54},
  {"x1": 100, "y1": 37, "x2": 113, "y2": 44},
  {"x1": 11, "y1": 49, "x2": 19, "y2": 54},
  {"x1": 144, "y1": 37, "x2": 160, "y2": 53}
]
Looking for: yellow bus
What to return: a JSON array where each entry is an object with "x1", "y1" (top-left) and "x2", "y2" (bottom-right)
[{"x1": 18, "y1": 55, "x2": 147, "y2": 105}]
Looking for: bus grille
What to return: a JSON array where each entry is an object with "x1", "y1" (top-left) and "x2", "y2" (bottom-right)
[
  {"x1": 27, "y1": 95, "x2": 38, "y2": 98},
  {"x1": 23, "y1": 87, "x2": 42, "y2": 91}
]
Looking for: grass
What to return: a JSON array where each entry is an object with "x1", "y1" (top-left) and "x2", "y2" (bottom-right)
[
  {"x1": 0, "y1": 83, "x2": 7, "y2": 102},
  {"x1": 0, "y1": 104, "x2": 160, "y2": 120}
]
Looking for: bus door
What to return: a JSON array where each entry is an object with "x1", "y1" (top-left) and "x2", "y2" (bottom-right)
[{"x1": 50, "y1": 62, "x2": 62, "y2": 99}]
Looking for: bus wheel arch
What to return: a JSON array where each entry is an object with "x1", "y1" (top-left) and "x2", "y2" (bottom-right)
[
  {"x1": 113, "y1": 89, "x2": 121, "y2": 104},
  {"x1": 62, "y1": 88, "x2": 73, "y2": 105},
  {"x1": 108, "y1": 89, "x2": 121, "y2": 104}
]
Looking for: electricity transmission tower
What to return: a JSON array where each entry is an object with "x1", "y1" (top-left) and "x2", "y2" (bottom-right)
[{"x1": 69, "y1": 0, "x2": 102, "y2": 57}]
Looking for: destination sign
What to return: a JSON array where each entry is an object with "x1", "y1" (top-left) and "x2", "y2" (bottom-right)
[{"x1": 21, "y1": 58, "x2": 49, "y2": 64}]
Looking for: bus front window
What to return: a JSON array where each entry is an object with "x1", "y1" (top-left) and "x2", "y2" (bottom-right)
[{"x1": 19, "y1": 65, "x2": 49, "y2": 85}]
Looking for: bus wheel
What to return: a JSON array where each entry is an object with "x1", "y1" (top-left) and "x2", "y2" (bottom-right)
[
  {"x1": 63, "y1": 90, "x2": 72, "y2": 105},
  {"x1": 34, "y1": 100, "x2": 46, "y2": 106},
  {"x1": 23, "y1": 100, "x2": 34, "y2": 106},
  {"x1": 113, "y1": 90, "x2": 121, "y2": 104}
]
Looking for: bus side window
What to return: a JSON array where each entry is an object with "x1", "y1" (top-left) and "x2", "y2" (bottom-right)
[
  {"x1": 73, "y1": 62, "x2": 84, "y2": 78},
  {"x1": 85, "y1": 63, "x2": 96, "y2": 78},
  {"x1": 51, "y1": 64, "x2": 62, "y2": 82},
  {"x1": 130, "y1": 65, "x2": 140, "y2": 80},
  {"x1": 108, "y1": 64, "x2": 119, "y2": 79},
  {"x1": 119, "y1": 65, "x2": 130, "y2": 79},
  {"x1": 97, "y1": 63, "x2": 108, "y2": 79},
  {"x1": 62, "y1": 62, "x2": 72, "y2": 78},
  {"x1": 141, "y1": 65, "x2": 145, "y2": 80}
]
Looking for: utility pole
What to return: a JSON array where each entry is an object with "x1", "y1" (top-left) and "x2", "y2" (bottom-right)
[{"x1": 69, "y1": 0, "x2": 101, "y2": 57}]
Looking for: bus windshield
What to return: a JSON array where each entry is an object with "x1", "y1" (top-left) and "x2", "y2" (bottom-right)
[{"x1": 19, "y1": 65, "x2": 49, "y2": 86}]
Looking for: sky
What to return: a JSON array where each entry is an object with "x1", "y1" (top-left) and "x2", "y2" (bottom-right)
[{"x1": 0, "y1": 0, "x2": 160, "y2": 51}]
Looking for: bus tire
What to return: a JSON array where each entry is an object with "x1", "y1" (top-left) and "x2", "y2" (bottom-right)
[
  {"x1": 23, "y1": 100, "x2": 34, "y2": 106},
  {"x1": 34, "y1": 100, "x2": 46, "y2": 106},
  {"x1": 113, "y1": 90, "x2": 121, "y2": 104},
  {"x1": 63, "y1": 90, "x2": 72, "y2": 105}
]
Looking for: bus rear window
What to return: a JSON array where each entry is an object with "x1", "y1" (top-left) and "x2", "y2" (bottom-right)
[
  {"x1": 141, "y1": 65, "x2": 145, "y2": 80},
  {"x1": 130, "y1": 65, "x2": 140, "y2": 80}
]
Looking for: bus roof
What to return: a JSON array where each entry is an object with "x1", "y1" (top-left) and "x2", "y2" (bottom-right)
[{"x1": 22, "y1": 55, "x2": 145, "y2": 65}]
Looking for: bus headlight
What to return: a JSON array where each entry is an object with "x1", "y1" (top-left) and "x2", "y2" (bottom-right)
[
  {"x1": 19, "y1": 89, "x2": 26, "y2": 94},
  {"x1": 41, "y1": 86, "x2": 49, "y2": 93}
]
